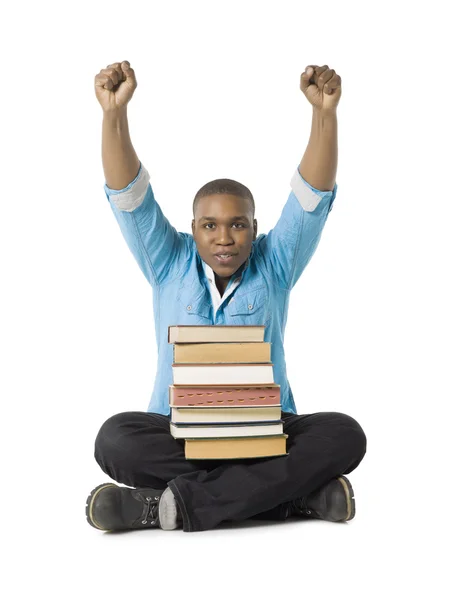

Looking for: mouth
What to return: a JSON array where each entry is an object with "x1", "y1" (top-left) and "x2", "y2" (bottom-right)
[{"x1": 213, "y1": 253, "x2": 237, "y2": 264}]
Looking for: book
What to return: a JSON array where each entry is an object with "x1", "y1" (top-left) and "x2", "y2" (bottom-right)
[
  {"x1": 168, "y1": 325, "x2": 265, "y2": 344},
  {"x1": 167, "y1": 325, "x2": 286, "y2": 460},
  {"x1": 173, "y1": 342, "x2": 271, "y2": 364},
  {"x1": 184, "y1": 434, "x2": 289, "y2": 460},
  {"x1": 172, "y1": 363, "x2": 274, "y2": 385},
  {"x1": 170, "y1": 405, "x2": 282, "y2": 424},
  {"x1": 169, "y1": 384, "x2": 281, "y2": 407},
  {"x1": 170, "y1": 420, "x2": 284, "y2": 439}
]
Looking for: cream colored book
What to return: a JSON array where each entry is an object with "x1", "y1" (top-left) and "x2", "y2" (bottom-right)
[
  {"x1": 170, "y1": 405, "x2": 282, "y2": 423},
  {"x1": 170, "y1": 420, "x2": 283, "y2": 439},
  {"x1": 172, "y1": 363, "x2": 274, "y2": 385}
]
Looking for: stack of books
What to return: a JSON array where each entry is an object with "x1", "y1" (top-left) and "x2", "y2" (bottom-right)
[{"x1": 167, "y1": 325, "x2": 288, "y2": 460}]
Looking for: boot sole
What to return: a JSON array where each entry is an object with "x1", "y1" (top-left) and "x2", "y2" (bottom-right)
[
  {"x1": 85, "y1": 483, "x2": 118, "y2": 531},
  {"x1": 337, "y1": 475, "x2": 355, "y2": 521}
]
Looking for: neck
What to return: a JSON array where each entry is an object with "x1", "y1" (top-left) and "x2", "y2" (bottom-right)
[{"x1": 214, "y1": 273, "x2": 230, "y2": 296}]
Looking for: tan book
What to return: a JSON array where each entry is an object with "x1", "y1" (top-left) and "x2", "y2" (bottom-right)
[
  {"x1": 172, "y1": 363, "x2": 274, "y2": 385},
  {"x1": 184, "y1": 434, "x2": 289, "y2": 460},
  {"x1": 174, "y1": 342, "x2": 271, "y2": 364},
  {"x1": 168, "y1": 325, "x2": 265, "y2": 344},
  {"x1": 170, "y1": 405, "x2": 282, "y2": 423}
]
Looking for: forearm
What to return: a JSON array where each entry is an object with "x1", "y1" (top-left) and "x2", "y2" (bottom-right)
[
  {"x1": 102, "y1": 108, "x2": 140, "y2": 190},
  {"x1": 299, "y1": 108, "x2": 338, "y2": 192}
]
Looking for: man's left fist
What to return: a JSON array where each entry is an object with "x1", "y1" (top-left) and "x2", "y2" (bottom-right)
[{"x1": 300, "y1": 65, "x2": 341, "y2": 113}]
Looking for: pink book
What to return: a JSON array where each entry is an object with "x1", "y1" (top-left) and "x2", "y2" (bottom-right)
[{"x1": 169, "y1": 384, "x2": 281, "y2": 407}]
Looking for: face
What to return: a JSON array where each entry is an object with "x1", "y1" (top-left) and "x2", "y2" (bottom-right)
[{"x1": 191, "y1": 193, "x2": 257, "y2": 283}]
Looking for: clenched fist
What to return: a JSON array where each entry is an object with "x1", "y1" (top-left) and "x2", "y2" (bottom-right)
[
  {"x1": 300, "y1": 65, "x2": 341, "y2": 113},
  {"x1": 94, "y1": 61, "x2": 137, "y2": 112}
]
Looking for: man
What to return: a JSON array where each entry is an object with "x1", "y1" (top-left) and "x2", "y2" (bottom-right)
[{"x1": 87, "y1": 60, "x2": 366, "y2": 533}]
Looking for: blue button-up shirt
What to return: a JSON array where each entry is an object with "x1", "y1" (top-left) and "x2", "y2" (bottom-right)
[{"x1": 104, "y1": 162, "x2": 337, "y2": 415}]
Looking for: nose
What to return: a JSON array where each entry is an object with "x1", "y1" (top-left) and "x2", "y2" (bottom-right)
[{"x1": 215, "y1": 226, "x2": 234, "y2": 245}]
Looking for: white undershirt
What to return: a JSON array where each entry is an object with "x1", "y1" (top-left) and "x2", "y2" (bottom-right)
[{"x1": 201, "y1": 258, "x2": 242, "y2": 323}]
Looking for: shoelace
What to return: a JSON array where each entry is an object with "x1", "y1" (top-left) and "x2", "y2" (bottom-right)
[
  {"x1": 294, "y1": 496, "x2": 313, "y2": 516},
  {"x1": 141, "y1": 495, "x2": 160, "y2": 526}
]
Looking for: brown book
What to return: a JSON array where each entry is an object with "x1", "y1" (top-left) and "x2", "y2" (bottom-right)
[
  {"x1": 169, "y1": 384, "x2": 281, "y2": 407},
  {"x1": 168, "y1": 325, "x2": 265, "y2": 344},
  {"x1": 184, "y1": 434, "x2": 288, "y2": 460},
  {"x1": 174, "y1": 342, "x2": 271, "y2": 364}
]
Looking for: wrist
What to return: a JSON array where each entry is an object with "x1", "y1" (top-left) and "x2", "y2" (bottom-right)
[
  {"x1": 103, "y1": 106, "x2": 128, "y2": 122},
  {"x1": 313, "y1": 106, "x2": 337, "y2": 119}
]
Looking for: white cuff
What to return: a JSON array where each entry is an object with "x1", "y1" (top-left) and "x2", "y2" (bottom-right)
[
  {"x1": 290, "y1": 168, "x2": 325, "y2": 212},
  {"x1": 106, "y1": 164, "x2": 151, "y2": 212}
]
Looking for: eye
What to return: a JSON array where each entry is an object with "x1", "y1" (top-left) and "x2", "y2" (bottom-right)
[{"x1": 203, "y1": 223, "x2": 246, "y2": 229}]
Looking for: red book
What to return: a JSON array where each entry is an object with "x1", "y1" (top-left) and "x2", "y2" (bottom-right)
[{"x1": 169, "y1": 384, "x2": 281, "y2": 407}]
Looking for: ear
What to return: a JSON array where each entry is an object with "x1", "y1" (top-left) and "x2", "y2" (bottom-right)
[
  {"x1": 191, "y1": 219, "x2": 195, "y2": 235},
  {"x1": 253, "y1": 218, "x2": 258, "y2": 240}
]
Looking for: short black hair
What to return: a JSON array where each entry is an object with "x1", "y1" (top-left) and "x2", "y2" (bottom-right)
[{"x1": 192, "y1": 178, "x2": 255, "y2": 219}]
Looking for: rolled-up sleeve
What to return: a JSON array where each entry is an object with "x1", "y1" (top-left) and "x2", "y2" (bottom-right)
[
  {"x1": 255, "y1": 166, "x2": 338, "y2": 290},
  {"x1": 104, "y1": 163, "x2": 191, "y2": 287},
  {"x1": 290, "y1": 167, "x2": 337, "y2": 213}
]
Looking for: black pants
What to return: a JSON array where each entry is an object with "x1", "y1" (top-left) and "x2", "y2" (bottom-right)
[{"x1": 94, "y1": 410, "x2": 367, "y2": 532}]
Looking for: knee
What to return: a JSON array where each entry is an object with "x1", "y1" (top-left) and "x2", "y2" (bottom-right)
[
  {"x1": 94, "y1": 411, "x2": 141, "y2": 464},
  {"x1": 331, "y1": 412, "x2": 367, "y2": 460}
]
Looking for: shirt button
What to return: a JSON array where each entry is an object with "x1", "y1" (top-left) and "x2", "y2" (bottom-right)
[
  {"x1": 248, "y1": 304, "x2": 253, "y2": 309},
  {"x1": 187, "y1": 305, "x2": 192, "y2": 310}
]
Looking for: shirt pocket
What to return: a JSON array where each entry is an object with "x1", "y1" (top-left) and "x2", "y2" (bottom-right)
[
  {"x1": 176, "y1": 284, "x2": 212, "y2": 323},
  {"x1": 227, "y1": 287, "x2": 272, "y2": 327}
]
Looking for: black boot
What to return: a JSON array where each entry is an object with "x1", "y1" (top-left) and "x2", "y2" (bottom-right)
[
  {"x1": 288, "y1": 475, "x2": 355, "y2": 522},
  {"x1": 85, "y1": 483, "x2": 183, "y2": 531}
]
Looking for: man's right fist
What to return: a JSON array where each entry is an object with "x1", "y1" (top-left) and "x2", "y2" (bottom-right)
[{"x1": 94, "y1": 61, "x2": 137, "y2": 112}]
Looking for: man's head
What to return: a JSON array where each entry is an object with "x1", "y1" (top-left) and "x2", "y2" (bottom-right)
[{"x1": 191, "y1": 178, "x2": 258, "y2": 282}]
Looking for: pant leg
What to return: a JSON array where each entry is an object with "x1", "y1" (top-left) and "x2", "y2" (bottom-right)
[
  {"x1": 94, "y1": 411, "x2": 224, "y2": 490},
  {"x1": 247, "y1": 410, "x2": 367, "y2": 521},
  {"x1": 94, "y1": 409, "x2": 367, "y2": 533},
  {"x1": 168, "y1": 411, "x2": 367, "y2": 531}
]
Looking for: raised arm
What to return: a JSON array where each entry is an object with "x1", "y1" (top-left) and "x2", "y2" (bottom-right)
[
  {"x1": 298, "y1": 64, "x2": 340, "y2": 191},
  {"x1": 255, "y1": 64, "x2": 341, "y2": 290},
  {"x1": 299, "y1": 107, "x2": 338, "y2": 191},
  {"x1": 102, "y1": 108, "x2": 140, "y2": 191},
  {"x1": 94, "y1": 61, "x2": 190, "y2": 287},
  {"x1": 95, "y1": 60, "x2": 140, "y2": 190}
]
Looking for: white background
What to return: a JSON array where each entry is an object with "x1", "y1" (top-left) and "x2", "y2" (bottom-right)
[{"x1": 2, "y1": 0, "x2": 448, "y2": 598}]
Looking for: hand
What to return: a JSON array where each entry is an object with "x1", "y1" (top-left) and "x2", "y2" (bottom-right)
[
  {"x1": 94, "y1": 61, "x2": 138, "y2": 113},
  {"x1": 300, "y1": 65, "x2": 341, "y2": 113}
]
